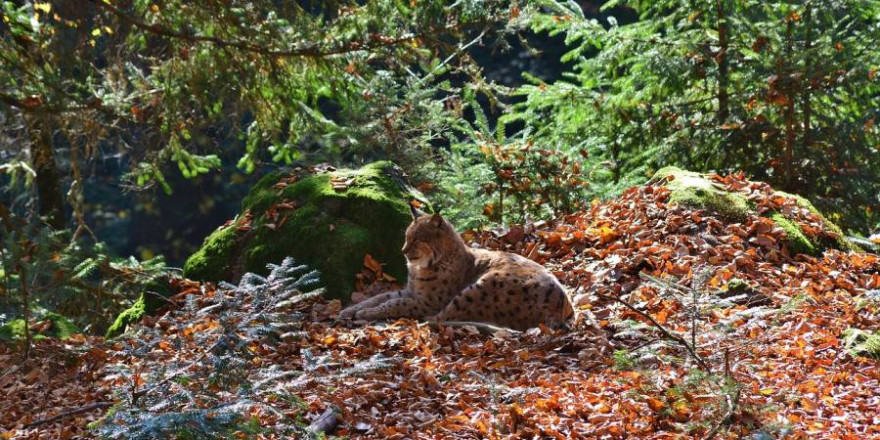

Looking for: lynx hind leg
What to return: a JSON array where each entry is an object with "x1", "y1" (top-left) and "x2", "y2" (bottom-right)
[
  {"x1": 353, "y1": 291, "x2": 436, "y2": 321},
  {"x1": 432, "y1": 284, "x2": 488, "y2": 323},
  {"x1": 435, "y1": 281, "x2": 537, "y2": 331},
  {"x1": 530, "y1": 278, "x2": 574, "y2": 330},
  {"x1": 435, "y1": 274, "x2": 572, "y2": 331},
  {"x1": 339, "y1": 289, "x2": 405, "y2": 319}
]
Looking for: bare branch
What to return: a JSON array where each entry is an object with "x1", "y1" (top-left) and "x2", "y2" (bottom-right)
[
  {"x1": 25, "y1": 402, "x2": 113, "y2": 428},
  {"x1": 595, "y1": 292, "x2": 710, "y2": 371}
]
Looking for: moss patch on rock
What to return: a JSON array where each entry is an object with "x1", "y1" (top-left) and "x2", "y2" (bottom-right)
[
  {"x1": 654, "y1": 166, "x2": 751, "y2": 222},
  {"x1": 184, "y1": 161, "x2": 429, "y2": 302},
  {"x1": 106, "y1": 278, "x2": 174, "y2": 338},
  {"x1": 767, "y1": 211, "x2": 816, "y2": 256},
  {"x1": 105, "y1": 296, "x2": 146, "y2": 338},
  {"x1": 182, "y1": 221, "x2": 241, "y2": 283},
  {"x1": 773, "y1": 191, "x2": 860, "y2": 253},
  {"x1": 0, "y1": 312, "x2": 79, "y2": 342},
  {"x1": 652, "y1": 166, "x2": 856, "y2": 256}
]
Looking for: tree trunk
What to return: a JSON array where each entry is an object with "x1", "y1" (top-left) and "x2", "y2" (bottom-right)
[
  {"x1": 28, "y1": 115, "x2": 66, "y2": 229},
  {"x1": 801, "y1": 6, "x2": 813, "y2": 149},
  {"x1": 782, "y1": 18, "x2": 796, "y2": 190},
  {"x1": 715, "y1": 0, "x2": 730, "y2": 124}
]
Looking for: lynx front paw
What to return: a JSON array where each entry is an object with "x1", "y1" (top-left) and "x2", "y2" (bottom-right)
[
  {"x1": 338, "y1": 305, "x2": 360, "y2": 320},
  {"x1": 352, "y1": 307, "x2": 383, "y2": 321}
]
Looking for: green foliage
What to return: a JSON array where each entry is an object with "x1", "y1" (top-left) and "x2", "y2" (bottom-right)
[
  {"x1": 0, "y1": 220, "x2": 169, "y2": 335},
  {"x1": 96, "y1": 258, "x2": 332, "y2": 438},
  {"x1": 841, "y1": 327, "x2": 880, "y2": 359},
  {"x1": 426, "y1": 86, "x2": 603, "y2": 228},
  {"x1": 612, "y1": 349, "x2": 637, "y2": 371},
  {"x1": 0, "y1": 0, "x2": 516, "y2": 195},
  {"x1": 516, "y1": 0, "x2": 880, "y2": 233}
]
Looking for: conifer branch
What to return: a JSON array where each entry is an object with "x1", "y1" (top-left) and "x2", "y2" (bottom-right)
[{"x1": 88, "y1": 0, "x2": 469, "y2": 59}]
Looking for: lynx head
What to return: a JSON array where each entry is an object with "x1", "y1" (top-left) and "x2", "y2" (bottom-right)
[{"x1": 401, "y1": 205, "x2": 464, "y2": 268}]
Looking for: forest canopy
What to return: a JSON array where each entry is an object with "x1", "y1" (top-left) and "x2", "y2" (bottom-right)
[{"x1": 2, "y1": 0, "x2": 879, "y2": 233}]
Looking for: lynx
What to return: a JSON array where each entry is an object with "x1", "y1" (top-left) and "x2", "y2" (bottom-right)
[{"x1": 339, "y1": 207, "x2": 574, "y2": 331}]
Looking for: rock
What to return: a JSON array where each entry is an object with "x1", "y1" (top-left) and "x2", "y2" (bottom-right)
[
  {"x1": 183, "y1": 161, "x2": 428, "y2": 302},
  {"x1": 105, "y1": 278, "x2": 174, "y2": 338},
  {"x1": 0, "y1": 312, "x2": 79, "y2": 342},
  {"x1": 651, "y1": 166, "x2": 859, "y2": 255},
  {"x1": 653, "y1": 166, "x2": 752, "y2": 222}
]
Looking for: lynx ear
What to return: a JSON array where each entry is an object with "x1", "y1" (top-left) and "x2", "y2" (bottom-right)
[
  {"x1": 429, "y1": 212, "x2": 444, "y2": 227},
  {"x1": 409, "y1": 202, "x2": 425, "y2": 220}
]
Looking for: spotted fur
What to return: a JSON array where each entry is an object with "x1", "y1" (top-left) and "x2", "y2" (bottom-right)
[{"x1": 339, "y1": 210, "x2": 574, "y2": 331}]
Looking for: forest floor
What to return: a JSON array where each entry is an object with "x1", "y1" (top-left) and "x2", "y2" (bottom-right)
[{"x1": 2, "y1": 173, "x2": 879, "y2": 439}]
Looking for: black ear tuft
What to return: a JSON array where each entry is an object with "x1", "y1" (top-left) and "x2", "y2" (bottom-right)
[
  {"x1": 409, "y1": 202, "x2": 425, "y2": 220},
  {"x1": 430, "y1": 213, "x2": 443, "y2": 227}
]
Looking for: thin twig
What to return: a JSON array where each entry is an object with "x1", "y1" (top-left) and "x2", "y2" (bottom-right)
[
  {"x1": 24, "y1": 402, "x2": 113, "y2": 428},
  {"x1": 703, "y1": 387, "x2": 741, "y2": 440},
  {"x1": 417, "y1": 28, "x2": 489, "y2": 85},
  {"x1": 595, "y1": 293, "x2": 710, "y2": 371}
]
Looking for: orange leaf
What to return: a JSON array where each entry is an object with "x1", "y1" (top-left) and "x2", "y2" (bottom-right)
[
  {"x1": 647, "y1": 398, "x2": 665, "y2": 411},
  {"x1": 363, "y1": 254, "x2": 383, "y2": 273}
]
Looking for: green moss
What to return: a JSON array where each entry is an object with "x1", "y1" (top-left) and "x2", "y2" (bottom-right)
[
  {"x1": 185, "y1": 161, "x2": 429, "y2": 301},
  {"x1": 0, "y1": 313, "x2": 79, "y2": 342},
  {"x1": 44, "y1": 313, "x2": 78, "y2": 339},
  {"x1": 774, "y1": 191, "x2": 861, "y2": 253},
  {"x1": 652, "y1": 166, "x2": 751, "y2": 222},
  {"x1": 105, "y1": 294, "x2": 147, "y2": 338},
  {"x1": 0, "y1": 319, "x2": 27, "y2": 341},
  {"x1": 183, "y1": 223, "x2": 240, "y2": 282},
  {"x1": 726, "y1": 278, "x2": 751, "y2": 293},
  {"x1": 105, "y1": 278, "x2": 174, "y2": 338},
  {"x1": 241, "y1": 170, "x2": 288, "y2": 215},
  {"x1": 769, "y1": 211, "x2": 817, "y2": 256},
  {"x1": 842, "y1": 328, "x2": 880, "y2": 359}
]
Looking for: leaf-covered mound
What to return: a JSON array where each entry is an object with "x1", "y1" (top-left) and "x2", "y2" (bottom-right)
[
  {"x1": 652, "y1": 167, "x2": 859, "y2": 256},
  {"x1": 3, "y1": 171, "x2": 880, "y2": 439},
  {"x1": 183, "y1": 161, "x2": 428, "y2": 301}
]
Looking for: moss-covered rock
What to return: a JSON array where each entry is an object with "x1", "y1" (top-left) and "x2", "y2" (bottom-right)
[
  {"x1": 654, "y1": 166, "x2": 751, "y2": 222},
  {"x1": 0, "y1": 312, "x2": 79, "y2": 342},
  {"x1": 773, "y1": 191, "x2": 860, "y2": 253},
  {"x1": 651, "y1": 166, "x2": 857, "y2": 256},
  {"x1": 184, "y1": 161, "x2": 429, "y2": 302},
  {"x1": 767, "y1": 211, "x2": 816, "y2": 256},
  {"x1": 105, "y1": 278, "x2": 175, "y2": 338}
]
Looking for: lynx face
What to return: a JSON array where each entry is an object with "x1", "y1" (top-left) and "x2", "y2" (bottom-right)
[{"x1": 401, "y1": 212, "x2": 458, "y2": 269}]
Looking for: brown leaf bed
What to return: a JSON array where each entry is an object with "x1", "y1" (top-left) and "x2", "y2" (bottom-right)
[{"x1": 2, "y1": 173, "x2": 879, "y2": 439}]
